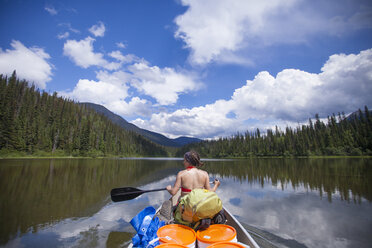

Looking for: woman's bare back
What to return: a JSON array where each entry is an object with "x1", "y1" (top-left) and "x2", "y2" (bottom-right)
[
  {"x1": 180, "y1": 168, "x2": 209, "y2": 191},
  {"x1": 166, "y1": 151, "x2": 220, "y2": 196}
]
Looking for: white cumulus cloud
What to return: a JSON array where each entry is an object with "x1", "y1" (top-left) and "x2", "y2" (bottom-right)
[
  {"x1": 59, "y1": 73, "x2": 153, "y2": 118},
  {"x1": 89, "y1": 22, "x2": 106, "y2": 37},
  {"x1": 109, "y1": 51, "x2": 141, "y2": 64},
  {"x1": 134, "y1": 49, "x2": 372, "y2": 138},
  {"x1": 175, "y1": 0, "x2": 372, "y2": 66},
  {"x1": 231, "y1": 69, "x2": 323, "y2": 121},
  {"x1": 60, "y1": 79, "x2": 127, "y2": 104},
  {"x1": 0, "y1": 40, "x2": 53, "y2": 89},
  {"x1": 106, "y1": 97, "x2": 153, "y2": 118},
  {"x1": 63, "y1": 37, "x2": 105, "y2": 68},
  {"x1": 63, "y1": 37, "x2": 120, "y2": 70},
  {"x1": 175, "y1": 0, "x2": 289, "y2": 65},
  {"x1": 59, "y1": 68, "x2": 160, "y2": 118},
  {"x1": 231, "y1": 49, "x2": 372, "y2": 122},
  {"x1": 133, "y1": 99, "x2": 238, "y2": 139},
  {"x1": 61, "y1": 36, "x2": 203, "y2": 117},
  {"x1": 128, "y1": 62, "x2": 202, "y2": 105}
]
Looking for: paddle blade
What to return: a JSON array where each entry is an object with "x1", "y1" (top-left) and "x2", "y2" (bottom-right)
[{"x1": 110, "y1": 187, "x2": 144, "y2": 202}]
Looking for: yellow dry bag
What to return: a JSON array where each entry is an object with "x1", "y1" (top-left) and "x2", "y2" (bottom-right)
[{"x1": 174, "y1": 189, "x2": 222, "y2": 226}]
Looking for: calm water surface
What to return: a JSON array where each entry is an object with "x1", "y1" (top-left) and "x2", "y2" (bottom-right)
[{"x1": 0, "y1": 158, "x2": 371, "y2": 248}]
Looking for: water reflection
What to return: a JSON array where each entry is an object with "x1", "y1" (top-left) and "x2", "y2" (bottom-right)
[
  {"x1": 216, "y1": 177, "x2": 372, "y2": 248},
  {"x1": 204, "y1": 158, "x2": 372, "y2": 203},
  {"x1": 0, "y1": 159, "x2": 179, "y2": 246},
  {"x1": 0, "y1": 158, "x2": 371, "y2": 248},
  {"x1": 2, "y1": 175, "x2": 176, "y2": 247}
]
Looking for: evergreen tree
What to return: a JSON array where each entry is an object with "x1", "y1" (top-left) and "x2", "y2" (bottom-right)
[
  {"x1": 0, "y1": 75, "x2": 168, "y2": 157},
  {"x1": 177, "y1": 108, "x2": 372, "y2": 158}
]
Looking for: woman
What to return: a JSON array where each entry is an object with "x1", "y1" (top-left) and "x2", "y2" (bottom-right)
[{"x1": 166, "y1": 150, "x2": 220, "y2": 197}]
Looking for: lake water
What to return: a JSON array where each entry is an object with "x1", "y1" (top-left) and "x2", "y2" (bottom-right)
[{"x1": 0, "y1": 158, "x2": 371, "y2": 248}]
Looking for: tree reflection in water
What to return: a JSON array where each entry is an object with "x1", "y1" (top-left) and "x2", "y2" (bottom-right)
[
  {"x1": 0, "y1": 158, "x2": 371, "y2": 247},
  {"x1": 204, "y1": 158, "x2": 372, "y2": 203}
]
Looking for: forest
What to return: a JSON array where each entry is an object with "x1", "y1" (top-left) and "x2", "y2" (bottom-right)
[
  {"x1": 0, "y1": 72, "x2": 168, "y2": 157},
  {"x1": 176, "y1": 106, "x2": 372, "y2": 158},
  {"x1": 1, "y1": 72, "x2": 371, "y2": 158}
]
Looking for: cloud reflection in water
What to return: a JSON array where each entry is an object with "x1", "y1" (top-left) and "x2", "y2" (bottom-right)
[
  {"x1": 4, "y1": 171, "x2": 371, "y2": 248},
  {"x1": 4, "y1": 176, "x2": 177, "y2": 247},
  {"x1": 213, "y1": 175, "x2": 372, "y2": 248}
]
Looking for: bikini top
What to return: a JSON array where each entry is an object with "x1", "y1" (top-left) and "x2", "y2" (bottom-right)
[
  {"x1": 181, "y1": 166, "x2": 196, "y2": 192},
  {"x1": 181, "y1": 187, "x2": 192, "y2": 192}
]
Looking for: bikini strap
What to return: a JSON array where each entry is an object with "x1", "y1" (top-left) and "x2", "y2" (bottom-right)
[{"x1": 181, "y1": 187, "x2": 192, "y2": 192}]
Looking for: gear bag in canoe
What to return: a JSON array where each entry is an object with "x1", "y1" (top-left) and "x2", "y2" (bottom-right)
[
  {"x1": 130, "y1": 206, "x2": 165, "y2": 248},
  {"x1": 174, "y1": 189, "x2": 223, "y2": 228}
]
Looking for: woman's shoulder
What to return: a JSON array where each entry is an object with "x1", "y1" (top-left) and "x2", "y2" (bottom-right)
[
  {"x1": 196, "y1": 168, "x2": 209, "y2": 176},
  {"x1": 178, "y1": 169, "x2": 189, "y2": 176}
]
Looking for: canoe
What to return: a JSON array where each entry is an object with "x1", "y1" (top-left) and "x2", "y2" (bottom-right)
[
  {"x1": 128, "y1": 191, "x2": 260, "y2": 248},
  {"x1": 223, "y1": 207, "x2": 260, "y2": 248}
]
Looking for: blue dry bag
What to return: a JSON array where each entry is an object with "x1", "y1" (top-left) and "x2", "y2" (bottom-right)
[{"x1": 130, "y1": 206, "x2": 165, "y2": 248}]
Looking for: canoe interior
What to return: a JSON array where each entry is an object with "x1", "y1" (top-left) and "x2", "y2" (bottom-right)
[{"x1": 128, "y1": 190, "x2": 260, "y2": 248}]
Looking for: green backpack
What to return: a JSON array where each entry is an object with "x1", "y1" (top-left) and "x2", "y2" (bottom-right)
[{"x1": 174, "y1": 189, "x2": 222, "y2": 227}]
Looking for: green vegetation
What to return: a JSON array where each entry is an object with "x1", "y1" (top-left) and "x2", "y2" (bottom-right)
[
  {"x1": 177, "y1": 108, "x2": 372, "y2": 158},
  {"x1": 1, "y1": 72, "x2": 371, "y2": 158},
  {"x1": 0, "y1": 72, "x2": 168, "y2": 157}
]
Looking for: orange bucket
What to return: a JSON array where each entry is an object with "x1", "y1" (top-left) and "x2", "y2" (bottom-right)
[
  {"x1": 208, "y1": 241, "x2": 247, "y2": 247},
  {"x1": 156, "y1": 244, "x2": 189, "y2": 248},
  {"x1": 157, "y1": 224, "x2": 196, "y2": 248},
  {"x1": 196, "y1": 224, "x2": 237, "y2": 248}
]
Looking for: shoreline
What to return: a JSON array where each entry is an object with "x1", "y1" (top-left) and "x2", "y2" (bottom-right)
[{"x1": 1, "y1": 154, "x2": 371, "y2": 159}]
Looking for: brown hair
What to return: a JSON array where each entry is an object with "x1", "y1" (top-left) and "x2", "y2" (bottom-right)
[{"x1": 184, "y1": 150, "x2": 204, "y2": 167}]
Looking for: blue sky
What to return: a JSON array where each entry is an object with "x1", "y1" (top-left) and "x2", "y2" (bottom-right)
[{"x1": 1, "y1": 0, "x2": 372, "y2": 139}]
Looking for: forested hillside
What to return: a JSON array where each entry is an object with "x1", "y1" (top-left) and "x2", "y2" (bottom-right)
[
  {"x1": 82, "y1": 102, "x2": 201, "y2": 147},
  {"x1": 2, "y1": 73, "x2": 371, "y2": 158},
  {"x1": 0, "y1": 72, "x2": 168, "y2": 157},
  {"x1": 177, "y1": 108, "x2": 372, "y2": 158}
]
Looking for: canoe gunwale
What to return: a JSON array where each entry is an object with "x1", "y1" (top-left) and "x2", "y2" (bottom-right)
[{"x1": 223, "y1": 207, "x2": 260, "y2": 248}]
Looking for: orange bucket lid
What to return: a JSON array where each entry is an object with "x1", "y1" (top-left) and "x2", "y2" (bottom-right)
[
  {"x1": 157, "y1": 243, "x2": 189, "y2": 248},
  {"x1": 196, "y1": 224, "x2": 236, "y2": 244},
  {"x1": 157, "y1": 224, "x2": 196, "y2": 246},
  {"x1": 208, "y1": 241, "x2": 247, "y2": 248}
]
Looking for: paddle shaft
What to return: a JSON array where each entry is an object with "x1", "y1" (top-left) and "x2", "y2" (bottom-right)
[
  {"x1": 111, "y1": 181, "x2": 216, "y2": 202},
  {"x1": 115, "y1": 187, "x2": 166, "y2": 196},
  {"x1": 110, "y1": 186, "x2": 167, "y2": 202}
]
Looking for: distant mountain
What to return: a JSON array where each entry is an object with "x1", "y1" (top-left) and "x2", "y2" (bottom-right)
[
  {"x1": 346, "y1": 109, "x2": 372, "y2": 121},
  {"x1": 81, "y1": 102, "x2": 202, "y2": 147},
  {"x1": 173, "y1": 136, "x2": 202, "y2": 146}
]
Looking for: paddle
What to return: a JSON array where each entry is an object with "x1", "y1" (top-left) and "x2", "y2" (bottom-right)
[
  {"x1": 111, "y1": 180, "x2": 218, "y2": 202},
  {"x1": 110, "y1": 187, "x2": 167, "y2": 202}
]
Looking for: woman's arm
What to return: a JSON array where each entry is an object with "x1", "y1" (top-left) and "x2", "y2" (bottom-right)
[
  {"x1": 204, "y1": 172, "x2": 220, "y2": 192},
  {"x1": 210, "y1": 178, "x2": 220, "y2": 192},
  {"x1": 166, "y1": 171, "x2": 182, "y2": 195}
]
